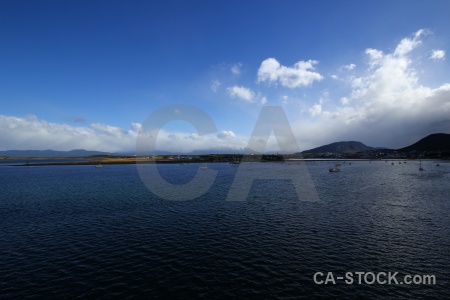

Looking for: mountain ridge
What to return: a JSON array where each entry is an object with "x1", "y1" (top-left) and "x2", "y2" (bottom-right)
[
  {"x1": 301, "y1": 141, "x2": 376, "y2": 154},
  {"x1": 397, "y1": 133, "x2": 450, "y2": 152}
]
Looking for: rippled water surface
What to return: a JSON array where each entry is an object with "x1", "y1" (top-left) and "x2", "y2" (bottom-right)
[{"x1": 1, "y1": 161, "x2": 449, "y2": 299}]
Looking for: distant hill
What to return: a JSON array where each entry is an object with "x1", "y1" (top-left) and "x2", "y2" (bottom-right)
[
  {"x1": 397, "y1": 133, "x2": 450, "y2": 152},
  {"x1": 0, "y1": 149, "x2": 112, "y2": 158},
  {"x1": 302, "y1": 141, "x2": 375, "y2": 154}
]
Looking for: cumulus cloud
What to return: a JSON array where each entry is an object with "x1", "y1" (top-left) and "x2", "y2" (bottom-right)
[
  {"x1": 257, "y1": 57, "x2": 323, "y2": 88},
  {"x1": 0, "y1": 115, "x2": 141, "y2": 152},
  {"x1": 292, "y1": 29, "x2": 450, "y2": 150},
  {"x1": 340, "y1": 97, "x2": 349, "y2": 105},
  {"x1": 151, "y1": 129, "x2": 249, "y2": 153},
  {"x1": 308, "y1": 103, "x2": 322, "y2": 116},
  {"x1": 365, "y1": 48, "x2": 384, "y2": 68},
  {"x1": 226, "y1": 85, "x2": 268, "y2": 105},
  {"x1": 0, "y1": 114, "x2": 254, "y2": 153},
  {"x1": 227, "y1": 85, "x2": 255, "y2": 102},
  {"x1": 394, "y1": 28, "x2": 424, "y2": 56},
  {"x1": 217, "y1": 130, "x2": 236, "y2": 139},
  {"x1": 430, "y1": 49, "x2": 445, "y2": 60},
  {"x1": 342, "y1": 63, "x2": 356, "y2": 71},
  {"x1": 308, "y1": 94, "x2": 328, "y2": 117}
]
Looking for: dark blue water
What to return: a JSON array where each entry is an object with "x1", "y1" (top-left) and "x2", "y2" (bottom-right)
[
  {"x1": 1, "y1": 161, "x2": 449, "y2": 299},
  {"x1": 0, "y1": 159, "x2": 89, "y2": 166}
]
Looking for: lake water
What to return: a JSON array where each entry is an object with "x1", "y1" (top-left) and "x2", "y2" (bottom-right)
[
  {"x1": 0, "y1": 159, "x2": 89, "y2": 166},
  {"x1": 1, "y1": 161, "x2": 449, "y2": 299}
]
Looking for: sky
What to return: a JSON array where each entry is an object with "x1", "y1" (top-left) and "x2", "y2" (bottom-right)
[{"x1": 1, "y1": 0, "x2": 450, "y2": 153}]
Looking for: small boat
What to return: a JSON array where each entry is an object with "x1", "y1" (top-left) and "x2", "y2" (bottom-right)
[
  {"x1": 200, "y1": 165, "x2": 208, "y2": 170},
  {"x1": 95, "y1": 164, "x2": 103, "y2": 168},
  {"x1": 329, "y1": 164, "x2": 341, "y2": 172},
  {"x1": 391, "y1": 162, "x2": 394, "y2": 165},
  {"x1": 436, "y1": 163, "x2": 440, "y2": 167}
]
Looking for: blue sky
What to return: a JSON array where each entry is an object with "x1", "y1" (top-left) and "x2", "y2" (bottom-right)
[{"x1": 1, "y1": 0, "x2": 450, "y2": 152}]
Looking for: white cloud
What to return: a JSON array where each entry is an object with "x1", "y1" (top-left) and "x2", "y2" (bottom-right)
[
  {"x1": 0, "y1": 115, "x2": 141, "y2": 152},
  {"x1": 231, "y1": 63, "x2": 242, "y2": 75},
  {"x1": 0, "y1": 114, "x2": 254, "y2": 153},
  {"x1": 430, "y1": 49, "x2": 445, "y2": 60},
  {"x1": 211, "y1": 79, "x2": 221, "y2": 92},
  {"x1": 394, "y1": 29, "x2": 424, "y2": 56},
  {"x1": 257, "y1": 57, "x2": 323, "y2": 88},
  {"x1": 292, "y1": 29, "x2": 450, "y2": 150},
  {"x1": 350, "y1": 31, "x2": 425, "y2": 105},
  {"x1": 91, "y1": 123, "x2": 128, "y2": 137},
  {"x1": 152, "y1": 129, "x2": 248, "y2": 153},
  {"x1": 226, "y1": 85, "x2": 268, "y2": 105},
  {"x1": 365, "y1": 48, "x2": 384, "y2": 68},
  {"x1": 342, "y1": 63, "x2": 356, "y2": 71},
  {"x1": 217, "y1": 130, "x2": 236, "y2": 139},
  {"x1": 227, "y1": 85, "x2": 255, "y2": 102},
  {"x1": 131, "y1": 122, "x2": 142, "y2": 133},
  {"x1": 331, "y1": 74, "x2": 339, "y2": 80},
  {"x1": 308, "y1": 94, "x2": 327, "y2": 117},
  {"x1": 308, "y1": 103, "x2": 322, "y2": 116},
  {"x1": 340, "y1": 97, "x2": 349, "y2": 105}
]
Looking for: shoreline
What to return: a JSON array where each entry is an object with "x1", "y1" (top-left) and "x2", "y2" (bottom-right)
[{"x1": 2, "y1": 157, "x2": 448, "y2": 167}]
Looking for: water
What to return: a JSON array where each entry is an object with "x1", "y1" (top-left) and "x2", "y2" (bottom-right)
[
  {"x1": 1, "y1": 161, "x2": 449, "y2": 299},
  {"x1": 0, "y1": 159, "x2": 89, "y2": 166}
]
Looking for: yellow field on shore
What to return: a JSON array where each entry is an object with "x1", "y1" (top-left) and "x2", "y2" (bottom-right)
[{"x1": 3, "y1": 156, "x2": 213, "y2": 166}]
